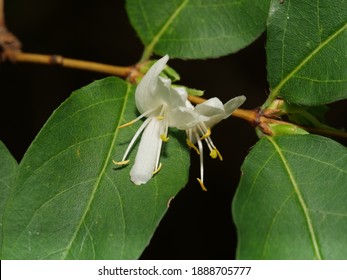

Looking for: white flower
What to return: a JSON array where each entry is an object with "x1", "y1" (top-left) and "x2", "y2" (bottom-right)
[
  {"x1": 113, "y1": 55, "x2": 192, "y2": 185},
  {"x1": 178, "y1": 96, "x2": 246, "y2": 191}
]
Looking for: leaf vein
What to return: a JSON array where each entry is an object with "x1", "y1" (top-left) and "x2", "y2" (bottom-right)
[
  {"x1": 43, "y1": 98, "x2": 122, "y2": 134},
  {"x1": 267, "y1": 136, "x2": 323, "y2": 260},
  {"x1": 105, "y1": 173, "x2": 126, "y2": 259},
  {"x1": 141, "y1": 0, "x2": 189, "y2": 60},
  {"x1": 271, "y1": 20, "x2": 347, "y2": 99},
  {"x1": 10, "y1": 178, "x2": 96, "y2": 253},
  {"x1": 261, "y1": 191, "x2": 296, "y2": 258},
  {"x1": 61, "y1": 82, "x2": 133, "y2": 259},
  {"x1": 20, "y1": 133, "x2": 115, "y2": 184},
  {"x1": 282, "y1": 150, "x2": 347, "y2": 175},
  {"x1": 293, "y1": 75, "x2": 347, "y2": 83},
  {"x1": 239, "y1": 152, "x2": 277, "y2": 219}
]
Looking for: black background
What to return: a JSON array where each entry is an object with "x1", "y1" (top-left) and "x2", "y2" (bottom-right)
[{"x1": 1, "y1": 0, "x2": 346, "y2": 259}]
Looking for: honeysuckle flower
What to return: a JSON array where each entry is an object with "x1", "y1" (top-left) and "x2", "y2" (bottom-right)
[
  {"x1": 113, "y1": 55, "x2": 193, "y2": 185},
  {"x1": 178, "y1": 96, "x2": 246, "y2": 191}
]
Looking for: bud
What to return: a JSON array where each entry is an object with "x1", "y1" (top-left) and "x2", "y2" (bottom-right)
[
  {"x1": 268, "y1": 123, "x2": 309, "y2": 136},
  {"x1": 256, "y1": 122, "x2": 308, "y2": 138}
]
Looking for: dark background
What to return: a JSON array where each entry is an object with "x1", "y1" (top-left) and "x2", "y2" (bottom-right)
[{"x1": 1, "y1": 0, "x2": 346, "y2": 259}]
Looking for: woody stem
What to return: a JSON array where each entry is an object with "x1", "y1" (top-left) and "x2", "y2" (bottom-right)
[
  {"x1": 11, "y1": 52, "x2": 133, "y2": 77},
  {"x1": 0, "y1": 0, "x2": 5, "y2": 27},
  {"x1": 187, "y1": 96, "x2": 347, "y2": 139}
]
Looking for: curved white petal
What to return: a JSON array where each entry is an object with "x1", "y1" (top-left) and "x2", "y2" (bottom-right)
[
  {"x1": 223, "y1": 95, "x2": 246, "y2": 117},
  {"x1": 196, "y1": 95, "x2": 246, "y2": 128},
  {"x1": 135, "y1": 55, "x2": 169, "y2": 114},
  {"x1": 194, "y1": 97, "x2": 225, "y2": 116},
  {"x1": 169, "y1": 106, "x2": 203, "y2": 129},
  {"x1": 168, "y1": 86, "x2": 188, "y2": 107},
  {"x1": 130, "y1": 117, "x2": 162, "y2": 185}
]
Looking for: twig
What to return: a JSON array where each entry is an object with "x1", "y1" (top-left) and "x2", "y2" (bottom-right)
[
  {"x1": 12, "y1": 52, "x2": 133, "y2": 77},
  {"x1": 0, "y1": 0, "x2": 5, "y2": 27},
  {"x1": 1, "y1": 0, "x2": 132, "y2": 77},
  {"x1": 0, "y1": 11, "x2": 344, "y2": 141},
  {"x1": 7, "y1": 51, "x2": 347, "y2": 140},
  {"x1": 188, "y1": 95, "x2": 347, "y2": 139},
  {"x1": 0, "y1": 0, "x2": 22, "y2": 60},
  {"x1": 5, "y1": 49, "x2": 347, "y2": 140}
]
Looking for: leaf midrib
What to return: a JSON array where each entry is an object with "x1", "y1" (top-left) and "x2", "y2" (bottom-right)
[
  {"x1": 267, "y1": 136, "x2": 323, "y2": 260},
  {"x1": 268, "y1": 21, "x2": 347, "y2": 103},
  {"x1": 141, "y1": 0, "x2": 189, "y2": 60},
  {"x1": 62, "y1": 82, "x2": 133, "y2": 259}
]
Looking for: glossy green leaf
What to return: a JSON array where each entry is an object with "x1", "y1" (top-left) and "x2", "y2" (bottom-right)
[
  {"x1": 0, "y1": 141, "x2": 18, "y2": 256},
  {"x1": 233, "y1": 135, "x2": 347, "y2": 259},
  {"x1": 266, "y1": 0, "x2": 347, "y2": 106},
  {"x1": 1, "y1": 77, "x2": 190, "y2": 259},
  {"x1": 126, "y1": 0, "x2": 270, "y2": 59}
]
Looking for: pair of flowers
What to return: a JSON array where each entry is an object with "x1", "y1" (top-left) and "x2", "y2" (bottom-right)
[{"x1": 114, "y1": 55, "x2": 245, "y2": 190}]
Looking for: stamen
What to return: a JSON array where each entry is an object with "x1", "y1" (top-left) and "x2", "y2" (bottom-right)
[
  {"x1": 197, "y1": 178, "x2": 207, "y2": 191},
  {"x1": 195, "y1": 133, "x2": 205, "y2": 190},
  {"x1": 112, "y1": 159, "x2": 130, "y2": 165},
  {"x1": 120, "y1": 117, "x2": 152, "y2": 162},
  {"x1": 154, "y1": 117, "x2": 166, "y2": 172},
  {"x1": 186, "y1": 138, "x2": 200, "y2": 155},
  {"x1": 162, "y1": 116, "x2": 169, "y2": 141},
  {"x1": 118, "y1": 120, "x2": 136, "y2": 128},
  {"x1": 200, "y1": 127, "x2": 211, "y2": 140},
  {"x1": 152, "y1": 162, "x2": 162, "y2": 174},
  {"x1": 209, "y1": 148, "x2": 223, "y2": 161},
  {"x1": 215, "y1": 148, "x2": 223, "y2": 161},
  {"x1": 158, "y1": 104, "x2": 167, "y2": 119},
  {"x1": 210, "y1": 149, "x2": 218, "y2": 159},
  {"x1": 160, "y1": 134, "x2": 170, "y2": 142},
  {"x1": 118, "y1": 107, "x2": 158, "y2": 128},
  {"x1": 197, "y1": 123, "x2": 223, "y2": 161}
]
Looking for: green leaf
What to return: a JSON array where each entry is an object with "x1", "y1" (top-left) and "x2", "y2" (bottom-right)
[
  {"x1": 126, "y1": 0, "x2": 270, "y2": 59},
  {"x1": 0, "y1": 141, "x2": 18, "y2": 257},
  {"x1": 266, "y1": 0, "x2": 347, "y2": 106},
  {"x1": 1, "y1": 77, "x2": 190, "y2": 259},
  {"x1": 232, "y1": 135, "x2": 347, "y2": 259}
]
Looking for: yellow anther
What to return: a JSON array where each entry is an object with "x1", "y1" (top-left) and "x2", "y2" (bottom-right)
[
  {"x1": 210, "y1": 148, "x2": 223, "y2": 161},
  {"x1": 186, "y1": 139, "x2": 200, "y2": 155},
  {"x1": 157, "y1": 115, "x2": 164, "y2": 120},
  {"x1": 197, "y1": 178, "x2": 207, "y2": 191},
  {"x1": 112, "y1": 159, "x2": 130, "y2": 165},
  {"x1": 200, "y1": 128, "x2": 211, "y2": 140},
  {"x1": 210, "y1": 149, "x2": 218, "y2": 159},
  {"x1": 160, "y1": 134, "x2": 170, "y2": 142},
  {"x1": 118, "y1": 120, "x2": 135, "y2": 128},
  {"x1": 153, "y1": 163, "x2": 162, "y2": 175}
]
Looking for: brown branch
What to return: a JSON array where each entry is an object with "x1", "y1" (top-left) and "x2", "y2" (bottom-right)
[
  {"x1": 0, "y1": 0, "x2": 22, "y2": 60},
  {"x1": 5, "y1": 48, "x2": 347, "y2": 140},
  {"x1": 188, "y1": 95, "x2": 347, "y2": 139},
  {"x1": 11, "y1": 52, "x2": 134, "y2": 78},
  {"x1": 0, "y1": 0, "x2": 5, "y2": 27},
  {"x1": 0, "y1": 20, "x2": 344, "y2": 141}
]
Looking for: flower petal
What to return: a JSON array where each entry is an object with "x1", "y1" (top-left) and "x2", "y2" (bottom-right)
[
  {"x1": 168, "y1": 86, "x2": 189, "y2": 107},
  {"x1": 155, "y1": 78, "x2": 188, "y2": 110},
  {"x1": 130, "y1": 117, "x2": 163, "y2": 185},
  {"x1": 223, "y1": 95, "x2": 246, "y2": 116},
  {"x1": 194, "y1": 97, "x2": 225, "y2": 116},
  {"x1": 197, "y1": 96, "x2": 246, "y2": 128},
  {"x1": 135, "y1": 55, "x2": 169, "y2": 114},
  {"x1": 169, "y1": 106, "x2": 207, "y2": 129}
]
